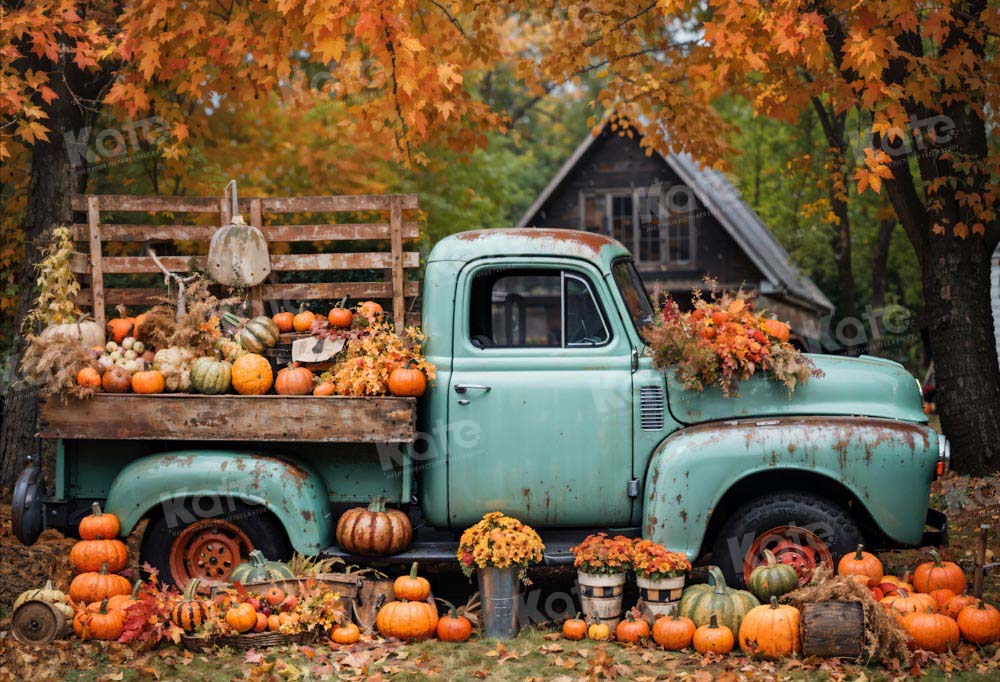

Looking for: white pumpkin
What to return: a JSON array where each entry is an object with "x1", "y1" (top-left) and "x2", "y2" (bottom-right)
[
  {"x1": 153, "y1": 346, "x2": 196, "y2": 391},
  {"x1": 13, "y1": 580, "x2": 68, "y2": 610},
  {"x1": 40, "y1": 319, "x2": 105, "y2": 348}
]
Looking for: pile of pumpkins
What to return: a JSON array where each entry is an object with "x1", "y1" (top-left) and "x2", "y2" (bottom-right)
[{"x1": 373, "y1": 563, "x2": 473, "y2": 644}]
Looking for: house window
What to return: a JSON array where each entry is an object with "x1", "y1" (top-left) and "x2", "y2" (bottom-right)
[{"x1": 581, "y1": 187, "x2": 694, "y2": 265}]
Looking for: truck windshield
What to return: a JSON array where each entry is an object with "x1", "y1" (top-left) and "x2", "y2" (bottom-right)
[{"x1": 612, "y1": 259, "x2": 655, "y2": 333}]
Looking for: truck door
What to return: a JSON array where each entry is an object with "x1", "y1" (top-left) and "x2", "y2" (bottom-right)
[{"x1": 446, "y1": 258, "x2": 634, "y2": 528}]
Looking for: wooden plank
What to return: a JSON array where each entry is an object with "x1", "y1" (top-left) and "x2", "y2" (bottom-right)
[
  {"x1": 95, "y1": 251, "x2": 419, "y2": 274},
  {"x1": 69, "y1": 221, "x2": 421, "y2": 242},
  {"x1": 99, "y1": 255, "x2": 206, "y2": 273},
  {"x1": 39, "y1": 394, "x2": 417, "y2": 443},
  {"x1": 86, "y1": 197, "x2": 106, "y2": 329},
  {"x1": 262, "y1": 280, "x2": 419, "y2": 301},
  {"x1": 405, "y1": 312, "x2": 422, "y2": 328},
  {"x1": 69, "y1": 252, "x2": 90, "y2": 274},
  {"x1": 76, "y1": 288, "x2": 167, "y2": 306},
  {"x1": 390, "y1": 196, "x2": 405, "y2": 332},
  {"x1": 262, "y1": 195, "x2": 418, "y2": 213},
  {"x1": 249, "y1": 198, "x2": 264, "y2": 317},
  {"x1": 71, "y1": 195, "x2": 245, "y2": 213}
]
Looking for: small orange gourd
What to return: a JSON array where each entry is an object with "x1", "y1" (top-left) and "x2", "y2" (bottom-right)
[
  {"x1": 231, "y1": 353, "x2": 273, "y2": 395},
  {"x1": 272, "y1": 311, "x2": 294, "y2": 333},
  {"x1": 388, "y1": 360, "x2": 427, "y2": 397},
  {"x1": 563, "y1": 613, "x2": 587, "y2": 641},
  {"x1": 131, "y1": 369, "x2": 165, "y2": 394},
  {"x1": 393, "y1": 562, "x2": 431, "y2": 602},
  {"x1": 226, "y1": 602, "x2": 258, "y2": 633},
  {"x1": 292, "y1": 305, "x2": 316, "y2": 332},
  {"x1": 652, "y1": 612, "x2": 696, "y2": 650},
  {"x1": 912, "y1": 550, "x2": 967, "y2": 595},
  {"x1": 693, "y1": 614, "x2": 735, "y2": 654},
  {"x1": 77, "y1": 367, "x2": 102, "y2": 388},
  {"x1": 78, "y1": 502, "x2": 120, "y2": 540},
  {"x1": 436, "y1": 607, "x2": 473, "y2": 642},
  {"x1": 331, "y1": 618, "x2": 361, "y2": 644},
  {"x1": 837, "y1": 544, "x2": 883, "y2": 587},
  {"x1": 615, "y1": 610, "x2": 651, "y2": 643},
  {"x1": 956, "y1": 601, "x2": 1000, "y2": 644},
  {"x1": 275, "y1": 364, "x2": 314, "y2": 395}
]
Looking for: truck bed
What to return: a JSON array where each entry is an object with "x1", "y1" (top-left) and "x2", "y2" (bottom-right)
[{"x1": 39, "y1": 394, "x2": 416, "y2": 443}]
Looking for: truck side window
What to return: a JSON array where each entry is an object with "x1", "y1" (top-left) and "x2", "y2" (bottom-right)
[{"x1": 469, "y1": 268, "x2": 610, "y2": 348}]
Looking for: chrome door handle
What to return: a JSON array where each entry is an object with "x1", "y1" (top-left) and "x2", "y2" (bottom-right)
[
  {"x1": 457, "y1": 399, "x2": 470, "y2": 406},
  {"x1": 454, "y1": 384, "x2": 491, "y2": 394}
]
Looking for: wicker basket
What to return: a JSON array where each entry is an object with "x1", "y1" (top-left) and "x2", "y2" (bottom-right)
[
  {"x1": 180, "y1": 635, "x2": 215, "y2": 653},
  {"x1": 182, "y1": 629, "x2": 320, "y2": 652},
  {"x1": 212, "y1": 573, "x2": 361, "y2": 613}
]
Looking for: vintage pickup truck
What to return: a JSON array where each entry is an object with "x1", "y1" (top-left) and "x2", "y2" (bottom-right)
[{"x1": 12, "y1": 194, "x2": 948, "y2": 589}]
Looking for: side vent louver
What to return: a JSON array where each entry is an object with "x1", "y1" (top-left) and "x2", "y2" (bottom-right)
[{"x1": 640, "y1": 385, "x2": 665, "y2": 431}]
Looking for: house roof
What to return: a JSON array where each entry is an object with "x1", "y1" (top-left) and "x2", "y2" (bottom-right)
[{"x1": 516, "y1": 124, "x2": 834, "y2": 313}]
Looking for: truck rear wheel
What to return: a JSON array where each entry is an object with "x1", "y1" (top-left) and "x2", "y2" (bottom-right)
[
  {"x1": 140, "y1": 498, "x2": 292, "y2": 588},
  {"x1": 711, "y1": 492, "x2": 862, "y2": 589}
]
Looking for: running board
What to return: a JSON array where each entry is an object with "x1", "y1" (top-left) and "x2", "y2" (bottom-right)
[{"x1": 320, "y1": 540, "x2": 577, "y2": 566}]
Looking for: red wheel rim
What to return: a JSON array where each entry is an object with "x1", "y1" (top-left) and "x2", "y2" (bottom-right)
[
  {"x1": 169, "y1": 519, "x2": 253, "y2": 589},
  {"x1": 742, "y1": 525, "x2": 834, "y2": 586}
]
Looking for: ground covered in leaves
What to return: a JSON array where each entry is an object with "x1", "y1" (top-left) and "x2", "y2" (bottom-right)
[{"x1": 1, "y1": 472, "x2": 998, "y2": 680}]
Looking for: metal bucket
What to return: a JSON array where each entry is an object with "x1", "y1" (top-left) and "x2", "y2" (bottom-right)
[
  {"x1": 636, "y1": 575, "x2": 685, "y2": 622},
  {"x1": 577, "y1": 572, "x2": 626, "y2": 628},
  {"x1": 478, "y1": 567, "x2": 519, "y2": 640}
]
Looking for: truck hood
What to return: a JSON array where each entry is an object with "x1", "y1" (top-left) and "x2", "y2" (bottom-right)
[{"x1": 666, "y1": 354, "x2": 928, "y2": 425}]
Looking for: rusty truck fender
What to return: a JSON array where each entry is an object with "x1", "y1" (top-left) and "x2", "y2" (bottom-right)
[
  {"x1": 105, "y1": 450, "x2": 333, "y2": 555},
  {"x1": 641, "y1": 416, "x2": 939, "y2": 558}
]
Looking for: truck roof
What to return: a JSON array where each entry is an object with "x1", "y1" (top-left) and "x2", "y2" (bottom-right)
[{"x1": 428, "y1": 228, "x2": 631, "y2": 271}]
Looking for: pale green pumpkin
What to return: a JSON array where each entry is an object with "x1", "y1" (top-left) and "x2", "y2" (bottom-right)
[
  {"x1": 746, "y1": 550, "x2": 800, "y2": 601},
  {"x1": 229, "y1": 550, "x2": 295, "y2": 584},
  {"x1": 190, "y1": 355, "x2": 232, "y2": 395},
  {"x1": 678, "y1": 565, "x2": 760, "y2": 635}
]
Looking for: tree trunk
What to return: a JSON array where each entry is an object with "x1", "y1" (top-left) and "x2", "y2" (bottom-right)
[
  {"x1": 828, "y1": 186, "x2": 857, "y2": 323},
  {"x1": 871, "y1": 216, "x2": 894, "y2": 312}
]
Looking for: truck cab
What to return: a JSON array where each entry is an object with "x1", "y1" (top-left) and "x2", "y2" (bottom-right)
[{"x1": 13, "y1": 227, "x2": 948, "y2": 589}]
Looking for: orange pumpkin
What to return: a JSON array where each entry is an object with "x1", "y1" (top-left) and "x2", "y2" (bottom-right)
[
  {"x1": 171, "y1": 579, "x2": 209, "y2": 633},
  {"x1": 376, "y1": 599, "x2": 439, "y2": 641},
  {"x1": 928, "y1": 589, "x2": 957, "y2": 612},
  {"x1": 77, "y1": 367, "x2": 102, "y2": 388},
  {"x1": 901, "y1": 611, "x2": 960, "y2": 653},
  {"x1": 615, "y1": 610, "x2": 651, "y2": 644},
  {"x1": 106, "y1": 581, "x2": 142, "y2": 612},
  {"x1": 231, "y1": 353, "x2": 274, "y2": 395},
  {"x1": 393, "y1": 562, "x2": 431, "y2": 602},
  {"x1": 77, "y1": 599, "x2": 124, "y2": 641},
  {"x1": 226, "y1": 603, "x2": 258, "y2": 633},
  {"x1": 107, "y1": 315, "x2": 134, "y2": 343},
  {"x1": 837, "y1": 544, "x2": 883, "y2": 587},
  {"x1": 69, "y1": 564, "x2": 131, "y2": 604},
  {"x1": 331, "y1": 619, "x2": 361, "y2": 644},
  {"x1": 272, "y1": 311, "x2": 295, "y2": 333},
  {"x1": 710, "y1": 311, "x2": 728, "y2": 326},
  {"x1": 388, "y1": 360, "x2": 427, "y2": 397},
  {"x1": 264, "y1": 586, "x2": 286, "y2": 606},
  {"x1": 79, "y1": 502, "x2": 120, "y2": 540},
  {"x1": 358, "y1": 301, "x2": 383, "y2": 322},
  {"x1": 881, "y1": 576, "x2": 914, "y2": 592},
  {"x1": 313, "y1": 382, "x2": 335, "y2": 396},
  {"x1": 69, "y1": 538, "x2": 128, "y2": 573},
  {"x1": 101, "y1": 366, "x2": 132, "y2": 393},
  {"x1": 563, "y1": 613, "x2": 587, "y2": 641},
  {"x1": 328, "y1": 299, "x2": 353, "y2": 329},
  {"x1": 131, "y1": 369, "x2": 165, "y2": 394},
  {"x1": 275, "y1": 364, "x2": 315, "y2": 395},
  {"x1": 436, "y1": 607, "x2": 473, "y2": 643},
  {"x1": 761, "y1": 318, "x2": 790, "y2": 343},
  {"x1": 267, "y1": 614, "x2": 282, "y2": 631},
  {"x1": 956, "y1": 601, "x2": 1000, "y2": 644},
  {"x1": 292, "y1": 305, "x2": 316, "y2": 332},
  {"x1": 253, "y1": 612, "x2": 269, "y2": 633},
  {"x1": 912, "y1": 550, "x2": 966, "y2": 595},
  {"x1": 693, "y1": 614, "x2": 735, "y2": 654},
  {"x1": 944, "y1": 594, "x2": 978, "y2": 619},
  {"x1": 882, "y1": 589, "x2": 935, "y2": 620},
  {"x1": 738, "y1": 597, "x2": 801, "y2": 659},
  {"x1": 132, "y1": 312, "x2": 148, "y2": 339},
  {"x1": 653, "y1": 612, "x2": 697, "y2": 650}
]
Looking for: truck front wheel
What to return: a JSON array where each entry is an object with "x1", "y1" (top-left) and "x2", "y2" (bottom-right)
[
  {"x1": 711, "y1": 492, "x2": 862, "y2": 589},
  {"x1": 140, "y1": 498, "x2": 292, "y2": 588}
]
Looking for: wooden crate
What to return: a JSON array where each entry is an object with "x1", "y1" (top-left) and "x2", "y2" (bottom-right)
[
  {"x1": 68, "y1": 193, "x2": 421, "y2": 332},
  {"x1": 39, "y1": 394, "x2": 416, "y2": 443}
]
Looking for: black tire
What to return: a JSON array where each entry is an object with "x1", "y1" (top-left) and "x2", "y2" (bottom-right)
[
  {"x1": 140, "y1": 498, "x2": 292, "y2": 587},
  {"x1": 711, "y1": 492, "x2": 862, "y2": 588}
]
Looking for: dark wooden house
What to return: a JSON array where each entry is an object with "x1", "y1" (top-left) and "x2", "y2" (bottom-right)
[{"x1": 518, "y1": 123, "x2": 833, "y2": 335}]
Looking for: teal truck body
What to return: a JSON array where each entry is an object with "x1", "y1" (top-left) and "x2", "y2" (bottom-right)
[{"x1": 13, "y1": 228, "x2": 948, "y2": 587}]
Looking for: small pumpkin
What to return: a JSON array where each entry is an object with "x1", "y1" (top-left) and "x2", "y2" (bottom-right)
[
  {"x1": 837, "y1": 544, "x2": 883, "y2": 587},
  {"x1": 41, "y1": 317, "x2": 105, "y2": 348},
  {"x1": 652, "y1": 612, "x2": 696, "y2": 650},
  {"x1": 677, "y1": 565, "x2": 760, "y2": 635},
  {"x1": 76, "y1": 367, "x2": 102, "y2": 389},
  {"x1": 944, "y1": 593, "x2": 978, "y2": 619},
  {"x1": 78, "y1": 598, "x2": 125, "y2": 641},
  {"x1": 79, "y1": 502, "x2": 120, "y2": 540},
  {"x1": 615, "y1": 609, "x2": 650, "y2": 643},
  {"x1": 562, "y1": 613, "x2": 587, "y2": 641},
  {"x1": 131, "y1": 369, "x2": 165, "y2": 394},
  {"x1": 222, "y1": 313, "x2": 281, "y2": 354},
  {"x1": 231, "y1": 353, "x2": 274, "y2": 395},
  {"x1": 253, "y1": 612, "x2": 268, "y2": 633},
  {"x1": 376, "y1": 599, "x2": 439, "y2": 641},
  {"x1": 881, "y1": 575, "x2": 914, "y2": 592},
  {"x1": 587, "y1": 620, "x2": 611, "y2": 641},
  {"x1": 106, "y1": 580, "x2": 142, "y2": 612},
  {"x1": 328, "y1": 298, "x2": 354, "y2": 329},
  {"x1": 267, "y1": 614, "x2": 281, "y2": 631},
  {"x1": 336, "y1": 496, "x2": 413, "y2": 556},
  {"x1": 761, "y1": 318, "x2": 791, "y2": 343},
  {"x1": 275, "y1": 364, "x2": 315, "y2": 396},
  {"x1": 388, "y1": 360, "x2": 427, "y2": 398},
  {"x1": 13, "y1": 580, "x2": 69, "y2": 611},
  {"x1": 928, "y1": 588, "x2": 957, "y2": 612},
  {"x1": 69, "y1": 563, "x2": 131, "y2": 604},
  {"x1": 394, "y1": 562, "x2": 431, "y2": 602},
  {"x1": 912, "y1": 550, "x2": 967, "y2": 595},
  {"x1": 69, "y1": 538, "x2": 128, "y2": 573},
  {"x1": 213, "y1": 337, "x2": 246, "y2": 363},
  {"x1": 693, "y1": 614, "x2": 735, "y2": 654},
  {"x1": 107, "y1": 313, "x2": 135, "y2": 344},
  {"x1": 956, "y1": 601, "x2": 1000, "y2": 645},
  {"x1": 738, "y1": 596, "x2": 801, "y2": 659},
  {"x1": 226, "y1": 602, "x2": 258, "y2": 633},
  {"x1": 264, "y1": 586, "x2": 286, "y2": 606},
  {"x1": 358, "y1": 301, "x2": 383, "y2": 322},
  {"x1": 882, "y1": 589, "x2": 935, "y2": 619},
  {"x1": 273, "y1": 310, "x2": 295, "y2": 333},
  {"x1": 747, "y1": 549, "x2": 799, "y2": 601},
  {"x1": 229, "y1": 550, "x2": 296, "y2": 584},
  {"x1": 313, "y1": 382, "x2": 335, "y2": 396},
  {"x1": 190, "y1": 354, "x2": 233, "y2": 395},
  {"x1": 101, "y1": 366, "x2": 132, "y2": 393},
  {"x1": 331, "y1": 618, "x2": 361, "y2": 644},
  {"x1": 152, "y1": 346, "x2": 196, "y2": 392},
  {"x1": 901, "y1": 611, "x2": 960, "y2": 653},
  {"x1": 292, "y1": 305, "x2": 317, "y2": 332},
  {"x1": 436, "y1": 607, "x2": 473, "y2": 642}
]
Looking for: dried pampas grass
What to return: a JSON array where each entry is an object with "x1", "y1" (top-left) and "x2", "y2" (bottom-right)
[
  {"x1": 21, "y1": 335, "x2": 98, "y2": 399},
  {"x1": 135, "y1": 277, "x2": 241, "y2": 355}
]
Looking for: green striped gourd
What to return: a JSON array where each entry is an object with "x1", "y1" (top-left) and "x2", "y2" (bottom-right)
[
  {"x1": 746, "y1": 550, "x2": 800, "y2": 601},
  {"x1": 229, "y1": 550, "x2": 295, "y2": 584},
  {"x1": 222, "y1": 313, "x2": 280, "y2": 354},
  {"x1": 190, "y1": 355, "x2": 232, "y2": 395},
  {"x1": 678, "y1": 565, "x2": 760, "y2": 635}
]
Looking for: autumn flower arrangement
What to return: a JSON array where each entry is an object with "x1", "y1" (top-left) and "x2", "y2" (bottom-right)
[
  {"x1": 644, "y1": 284, "x2": 822, "y2": 397},
  {"x1": 457, "y1": 512, "x2": 545, "y2": 580},
  {"x1": 630, "y1": 539, "x2": 691, "y2": 580},
  {"x1": 571, "y1": 533, "x2": 635, "y2": 575}
]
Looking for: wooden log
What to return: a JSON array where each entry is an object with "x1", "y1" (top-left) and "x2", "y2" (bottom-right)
[{"x1": 800, "y1": 601, "x2": 864, "y2": 659}]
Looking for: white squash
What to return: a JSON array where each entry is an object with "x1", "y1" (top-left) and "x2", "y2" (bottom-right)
[
  {"x1": 40, "y1": 319, "x2": 105, "y2": 348},
  {"x1": 152, "y1": 346, "x2": 196, "y2": 392}
]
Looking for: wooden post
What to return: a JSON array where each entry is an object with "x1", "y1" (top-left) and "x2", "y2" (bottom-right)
[
  {"x1": 389, "y1": 195, "x2": 405, "y2": 333},
  {"x1": 249, "y1": 198, "x2": 265, "y2": 317},
  {"x1": 86, "y1": 196, "x2": 106, "y2": 329},
  {"x1": 973, "y1": 524, "x2": 989, "y2": 598}
]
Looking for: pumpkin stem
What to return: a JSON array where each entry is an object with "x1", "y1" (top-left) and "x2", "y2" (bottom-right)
[
  {"x1": 769, "y1": 596, "x2": 779, "y2": 609},
  {"x1": 44, "y1": 579, "x2": 55, "y2": 590},
  {"x1": 763, "y1": 549, "x2": 777, "y2": 567},
  {"x1": 928, "y1": 549, "x2": 944, "y2": 567},
  {"x1": 337, "y1": 296, "x2": 348, "y2": 309},
  {"x1": 99, "y1": 563, "x2": 109, "y2": 575},
  {"x1": 409, "y1": 562, "x2": 420, "y2": 579},
  {"x1": 707, "y1": 566, "x2": 728, "y2": 595},
  {"x1": 368, "y1": 496, "x2": 385, "y2": 513},
  {"x1": 854, "y1": 544, "x2": 865, "y2": 560},
  {"x1": 91, "y1": 501, "x2": 103, "y2": 517},
  {"x1": 131, "y1": 581, "x2": 142, "y2": 599},
  {"x1": 183, "y1": 578, "x2": 202, "y2": 601},
  {"x1": 708, "y1": 613, "x2": 719, "y2": 629},
  {"x1": 99, "y1": 597, "x2": 110, "y2": 615}
]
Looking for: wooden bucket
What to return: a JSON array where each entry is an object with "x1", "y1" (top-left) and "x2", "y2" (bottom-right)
[
  {"x1": 636, "y1": 575, "x2": 685, "y2": 622},
  {"x1": 577, "y1": 572, "x2": 626, "y2": 628},
  {"x1": 801, "y1": 601, "x2": 865, "y2": 659}
]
